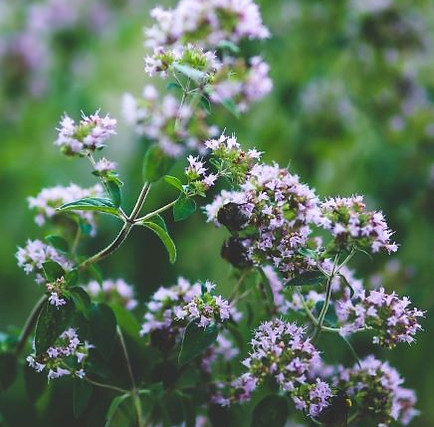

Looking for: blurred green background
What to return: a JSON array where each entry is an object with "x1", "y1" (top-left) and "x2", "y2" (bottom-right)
[{"x1": 1, "y1": 0, "x2": 434, "y2": 425}]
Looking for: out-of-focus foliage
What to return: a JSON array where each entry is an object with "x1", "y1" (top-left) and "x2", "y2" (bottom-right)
[{"x1": 0, "y1": 0, "x2": 433, "y2": 426}]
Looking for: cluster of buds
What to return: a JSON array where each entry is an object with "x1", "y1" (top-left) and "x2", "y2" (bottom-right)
[
  {"x1": 212, "y1": 319, "x2": 330, "y2": 415},
  {"x1": 54, "y1": 110, "x2": 116, "y2": 156},
  {"x1": 27, "y1": 183, "x2": 104, "y2": 234},
  {"x1": 122, "y1": 85, "x2": 219, "y2": 157},
  {"x1": 336, "y1": 355, "x2": 419, "y2": 426},
  {"x1": 47, "y1": 277, "x2": 68, "y2": 308},
  {"x1": 127, "y1": 0, "x2": 272, "y2": 157},
  {"x1": 206, "y1": 151, "x2": 322, "y2": 277},
  {"x1": 336, "y1": 287, "x2": 424, "y2": 348},
  {"x1": 319, "y1": 195, "x2": 398, "y2": 254},
  {"x1": 145, "y1": 44, "x2": 220, "y2": 80},
  {"x1": 27, "y1": 328, "x2": 93, "y2": 380},
  {"x1": 140, "y1": 278, "x2": 239, "y2": 350},
  {"x1": 144, "y1": 0, "x2": 269, "y2": 49}
]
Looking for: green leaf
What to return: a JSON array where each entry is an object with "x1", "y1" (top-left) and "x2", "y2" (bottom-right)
[
  {"x1": 221, "y1": 98, "x2": 240, "y2": 118},
  {"x1": 143, "y1": 145, "x2": 174, "y2": 183},
  {"x1": 163, "y1": 175, "x2": 183, "y2": 191},
  {"x1": 70, "y1": 287, "x2": 91, "y2": 318},
  {"x1": 297, "y1": 247, "x2": 318, "y2": 259},
  {"x1": 0, "y1": 353, "x2": 17, "y2": 392},
  {"x1": 150, "y1": 214, "x2": 167, "y2": 231},
  {"x1": 59, "y1": 197, "x2": 120, "y2": 217},
  {"x1": 45, "y1": 235, "x2": 69, "y2": 253},
  {"x1": 178, "y1": 322, "x2": 218, "y2": 366},
  {"x1": 35, "y1": 301, "x2": 74, "y2": 354},
  {"x1": 315, "y1": 301, "x2": 338, "y2": 327},
  {"x1": 338, "y1": 273, "x2": 355, "y2": 298},
  {"x1": 42, "y1": 261, "x2": 65, "y2": 282},
  {"x1": 65, "y1": 269, "x2": 79, "y2": 287},
  {"x1": 167, "y1": 82, "x2": 182, "y2": 91},
  {"x1": 251, "y1": 395, "x2": 288, "y2": 427},
  {"x1": 73, "y1": 379, "x2": 93, "y2": 418},
  {"x1": 173, "y1": 63, "x2": 206, "y2": 83},
  {"x1": 142, "y1": 220, "x2": 177, "y2": 264},
  {"x1": 106, "y1": 179, "x2": 122, "y2": 208},
  {"x1": 173, "y1": 195, "x2": 196, "y2": 222},
  {"x1": 200, "y1": 96, "x2": 212, "y2": 114},
  {"x1": 105, "y1": 394, "x2": 130, "y2": 427},
  {"x1": 286, "y1": 270, "x2": 325, "y2": 287},
  {"x1": 217, "y1": 40, "x2": 240, "y2": 53},
  {"x1": 89, "y1": 303, "x2": 117, "y2": 358},
  {"x1": 23, "y1": 364, "x2": 46, "y2": 401},
  {"x1": 111, "y1": 305, "x2": 141, "y2": 338},
  {"x1": 88, "y1": 264, "x2": 103, "y2": 284}
]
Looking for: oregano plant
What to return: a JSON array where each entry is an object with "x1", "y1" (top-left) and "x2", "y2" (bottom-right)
[{"x1": 0, "y1": 1, "x2": 425, "y2": 426}]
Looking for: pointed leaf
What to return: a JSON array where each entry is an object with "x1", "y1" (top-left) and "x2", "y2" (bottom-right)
[
  {"x1": 286, "y1": 270, "x2": 325, "y2": 287},
  {"x1": 0, "y1": 353, "x2": 17, "y2": 392},
  {"x1": 221, "y1": 98, "x2": 240, "y2": 118},
  {"x1": 42, "y1": 261, "x2": 65, "y2": 282},
  {"x1": 70, "y1": 287, "x2": 91, "y2": 318},
  {"x1": 45, "y1": 235, "x2": 69, "y2": 253},
  {"x1": 105, "y1": 394, "x2": 131, "y2": 427},
  {"x1": 89, "y1": 303, "x2": 117, "y2": 358},
  {"x1": 217, "y1": 40, "x2": 240, "y2": 53},
  {"x1": 173, "y1": 63, "x2": 205, "y2": 83},
  {"x1": 173, "y1": 195, "x2": 196, "y2": 222},
  {"x1": 35, "y1": 300, "x2": 74, "y2": 354},
  {"x1": 23, "y1": 364, "x2": 46, "y2": 401},
  {"x1": 178, "y1": 322, "x2": 218, "y2": 366},
  {"x1": 143, "y1": 145, "x2": 174, "y2": 183},
  {"x1": 163, "y1": 175, "x2": 183, "y2": 191},
  {"x1": 142, "y1": 221, "x2": 177, "y2": 264},
  {"x1": 59, "y1": 197, "x2": 120, "y2": 217},
  {"x1": 73, "y1": 379, "x2": 93, "y2": 418},
  {"x1": 107, "y1": 179, "x2": 122, "y2": 208},
  {"x1": 338, "y1": 273, "x2": 355, "y2": 298},
  {"x1": 251, "y1": 395, "x2": 288, "y2": 427}
]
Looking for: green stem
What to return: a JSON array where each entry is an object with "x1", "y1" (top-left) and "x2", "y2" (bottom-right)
[
  {"x1": 85, "y1": 377, "x2": 129, "y2": 394},
  {"x1": 71, "y1": 225, "x2": 82, "y2": 254},
  {"x1": 117, "y1": 326, "x2": 143, "y2": 427},
  {"x1": 135, "y1": 199, "x2": 177, "y2": 224},
  {"x1": 229, "y1": 270, "x2": 249, "y2": 302},
  {"x1": 15, "y1": 295, "x2": 48, "y2": 356},
  {"x1": 296, "y1": 288, "x2": 318, "y2": 326},
  {"x1": 78, "y1": 183, "x2": 150, "y2": 271},
  {"x1": 86, "y1": 152, "x2": 128, "y2": 220},
  {"x1": 312, "y1": 254, "x2": 340, "y2": 342}
]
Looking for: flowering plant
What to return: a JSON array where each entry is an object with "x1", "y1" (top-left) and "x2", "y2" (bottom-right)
[{"x1": 0, "y1": 1, "x2": 425, "y2": 426}]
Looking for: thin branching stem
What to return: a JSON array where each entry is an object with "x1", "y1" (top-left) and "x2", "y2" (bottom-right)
[
  {"x1": 78, "y1": 183, "x2": 150, "y2": 271},
  {"x1": 117, "y1": 326, "x2": 143, "y2": 427},
  {"x1": 15, "y1": 294, "x2": 48, "y2": 356},
  {"x1": 85, "y1": 377, "x2": 129, "y2": 394}
]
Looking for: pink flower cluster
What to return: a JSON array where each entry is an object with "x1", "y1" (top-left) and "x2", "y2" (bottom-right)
[
  {"x1": 27, "y1": 328, "x2": 93, "y2": 380},
  {"x1": 85, "y1": 278, "x2": 138, "y2": 311},
  {"x1": 16, "y1": 239, "x2": 72, "y2": 284},
  {"x1": 27, "y1": 183, "x2": 104, "y2": 234},
  {"x1": 212, "y1": 319, "x2": 331, "y2": 416},
  {"x1": 336, "y1": 287, "x2": 424, "y2": 348},
  {"x1": 320, "y1": 195, "x2": 398, "y2": 254},
  {"x1": 140, "y1": 278, "x2": 239, "y2": 339},
  {"x1": 144, "y1": 0, "x2": 269, "y2": 49},
  {"x1": 122, "y1": 85, "x2": 218, "y2": 157},
  {"x1": 55, "y1": 111, "x2": 117, "y2": 156},
  {"x1": 336, "y1": 355, "x2": 419, "y2": 426},
  {"x1": 210, "y1": 56, "x2": 273, "y2": 113},
  {"x1": 206, "y1": 158, "x2": 321, "y2": 277}
]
